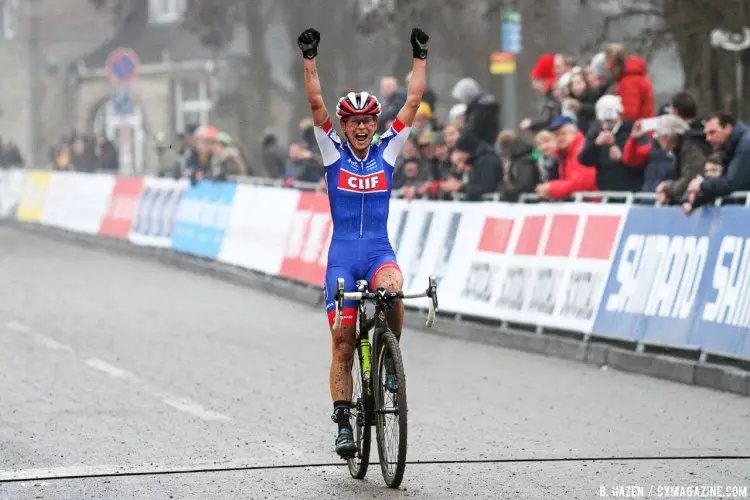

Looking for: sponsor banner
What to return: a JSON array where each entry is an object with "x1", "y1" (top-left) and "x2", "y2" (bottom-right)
[
  {"x1": 390, "y1": 199, "x2": 463, "y2": 310},
  {"x1": 16, "y1": 170, "x2": 52, "y2": 222},
  {"x1": 40, "y1": 171, "x2": 77, "y2": 228},
  {"x1": 171, "y1": 180, "x2": 237, "y2": 259},
  {"x1": 99, "y1": 176, "x2": 144, "y2": 238},
  {"x1": 279, "y1": 190, "x2": 332, "y2": 285},
  {"x1": 439, "y1": 202, "x2": 627, "y2": 332},
  {"x1": 389, "y1": 200, "x2": 462, "y2": 290},
  {"x1": 218, "y1": 184, "x2": 301, "y2": 275},
  {"x1": 387, "y1": 198, "x2": 409, "y2": 257},
  {"x1": 41, "y1": 172, "x2": 115, "y2": 233},
  {"x1": 129, "y1": 177, "x2": 187, "y2": 248},
  {"x1": 594, "y1": 206, "x2": 750, "y2": 359},
  {"x1": 0, "y1": 168, "x2": 27, "y2": 218}
]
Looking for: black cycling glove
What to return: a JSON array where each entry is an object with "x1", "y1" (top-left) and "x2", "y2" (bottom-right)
[
  {"x1": 410, "y1": 28, "x2": 429, "y2": 59},
  {"x1": 297, "y1": 28, "x2": 321, "y2": 60}
]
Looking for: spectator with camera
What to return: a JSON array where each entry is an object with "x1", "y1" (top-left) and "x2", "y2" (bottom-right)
[
  {"x1": 623, "y1": 114, "x2": 690, "y2": 193},
  {"x1": 578, "y1": 95, "x2": 643, "y2": 192}
]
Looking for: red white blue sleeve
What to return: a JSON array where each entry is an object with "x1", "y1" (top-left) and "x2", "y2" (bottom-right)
[
  {"x1": 313, "y1": 117, "x2": 343, "y2": 168},
  {"x1": 379, "y1": 119, "x2": 412, "y2": 167}
]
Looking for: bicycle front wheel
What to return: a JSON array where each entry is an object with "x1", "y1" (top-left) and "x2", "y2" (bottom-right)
[
  {"x1": 347, "y1": 342, "x2": 371, "y2": 479},
  {"x1": 374, "y1": 330, "x2": 407, "y2": 488}
]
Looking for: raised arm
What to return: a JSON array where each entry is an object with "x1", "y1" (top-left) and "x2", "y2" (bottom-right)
[
  {"x1": 298, "y1": 28, "x2": 329, "y2": 127},
  {"x1": 396, "y1": 28, "x2": 430, "y2": 127}
]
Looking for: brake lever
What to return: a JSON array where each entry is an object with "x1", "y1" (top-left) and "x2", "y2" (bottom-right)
[
  {"x1": 428, "y1": 275, "x2": 439, "y2": 312},
  {"x1": 336, "y1": 277, "x2": 345, "y2": 312},
  {"x1": 333, "y1": 277, "x2": 345, "y2": 331},
  {"x1": 425, "y1": 275, "x2": 438, "y2": 328}
]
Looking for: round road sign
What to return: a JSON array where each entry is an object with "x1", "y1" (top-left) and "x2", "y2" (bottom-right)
[{"x1": 106, "y1": 47, "x2": 140, "y2": 86}]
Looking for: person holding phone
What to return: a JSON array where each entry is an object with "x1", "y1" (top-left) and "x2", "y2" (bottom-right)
[{"x1": 622, "y1": 114, "x2": 690, "y2": 192}]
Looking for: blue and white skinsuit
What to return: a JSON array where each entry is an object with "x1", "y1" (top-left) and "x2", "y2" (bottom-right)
[{"x1": 313, "y1": 116, "x2": 412, "y2": 326}]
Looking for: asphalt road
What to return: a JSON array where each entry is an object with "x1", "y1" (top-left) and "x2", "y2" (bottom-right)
[{"x1": 0, "y1": 226, "x2": 748, "y2": 499}]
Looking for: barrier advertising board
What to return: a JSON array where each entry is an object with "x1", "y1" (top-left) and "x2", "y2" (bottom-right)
[
  {"x1": 278, "y1": 191, "x2": 332, "y2": 285},
  {"x1": 129, "y1": 177, "x2": 186, "y2": 248},
  {"x1": 99, "y1": 176, "x2": 145, "y2": 239},
  {"x1": 594, "y1": 206, "x2": 750, "y2": 358},
  {"x1": 44, "y1": 173, "x2": 115, "y2": 234},
  {"x1": 16, "y1": 170, "x2": 52, "y2": 222},
  {"x1": 218, "y1": 185, "x2": 301, "y2": 275},
  {"x1": 0, "y1": 169, "x2": 27, "y2": 218},
  {"x1": 171, "y1": 180, "x2": 237, "y2": 259},
  {"x1": 8, "y1": 169, "x2": 750, "y2": 361}
]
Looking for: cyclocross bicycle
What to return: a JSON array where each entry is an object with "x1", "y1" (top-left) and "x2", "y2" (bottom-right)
[{"x1": 332, "y1": 275, "x2": 438, "y2": 489}]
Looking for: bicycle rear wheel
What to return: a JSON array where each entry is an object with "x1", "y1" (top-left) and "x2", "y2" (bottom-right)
[
  {"x1": 347, "y1": 343, "x2": 371, "y2": 479},
  {"x1": 374, "y1": 330, "x2": 407, "y2": 488}
]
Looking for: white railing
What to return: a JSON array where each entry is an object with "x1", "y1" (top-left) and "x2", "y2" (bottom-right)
[{"x1": 230, "y1": 175, "x2": 750, "y2": 206}]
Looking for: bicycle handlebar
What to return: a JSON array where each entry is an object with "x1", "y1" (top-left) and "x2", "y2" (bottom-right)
[{"x1": 332, "y1": 276, "x2": 439, "y2": 331}]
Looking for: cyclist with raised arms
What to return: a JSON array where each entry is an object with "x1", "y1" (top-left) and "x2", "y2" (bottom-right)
[{"x1": 296, "y1": 26, "x2": 429, "y2": 458}]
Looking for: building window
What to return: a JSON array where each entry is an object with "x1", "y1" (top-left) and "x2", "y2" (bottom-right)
[
  {"x1": 1, "y1": 0, "x2": 18, "y2": 40},
  {"x1": 149, "y1": 0, "x2": 185, "y2": 24},
  {"x1": 175, "y1": 79, "x2": 212, "y2": 134}
]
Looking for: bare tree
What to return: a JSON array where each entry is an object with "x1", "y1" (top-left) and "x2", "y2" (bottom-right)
[{"x1": 584, "y1": 0, "x2": 750, "y2": 117}]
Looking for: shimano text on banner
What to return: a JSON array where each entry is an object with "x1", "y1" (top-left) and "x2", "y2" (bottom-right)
[{"x1": 594, "y1": 205, "x2": 750, "y2": 359}]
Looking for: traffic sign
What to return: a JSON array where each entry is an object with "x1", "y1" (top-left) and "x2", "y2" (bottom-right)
[
  {"x1": 501, "y1": 11, "x2": 522, "y2": 54},
  {"x1": 113, "y1": 86, "x2": 134, "y2": 116},
  {"x1": 489, "y1": 52, "x2": 516, "y2": 75},
  {"x1": 106, "y1": 47, "x2": 140, "y2": 86}
]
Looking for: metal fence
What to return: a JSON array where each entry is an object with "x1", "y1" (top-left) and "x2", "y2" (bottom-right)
[{"x1": 232, "y1": 175, "x2": 750, "y2": 207}]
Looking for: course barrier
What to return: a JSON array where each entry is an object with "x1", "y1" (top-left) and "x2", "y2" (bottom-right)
[{"x1": 1, "y1": 169, "x2": 749, "y2": 363}]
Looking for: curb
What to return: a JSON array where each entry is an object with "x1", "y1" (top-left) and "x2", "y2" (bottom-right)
[{"x1": 4, "y1": 220, "x2": 748, "y2": 397}]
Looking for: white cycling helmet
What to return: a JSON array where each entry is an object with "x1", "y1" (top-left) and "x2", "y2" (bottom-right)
[{"x1": 336, "y1": 91, "x2": 382, "y2": 118}]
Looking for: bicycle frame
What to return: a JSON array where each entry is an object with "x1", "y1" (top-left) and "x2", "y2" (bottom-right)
[
  {"x1": 337, "y1": 276, "x2": 438, "y2": 485},
  {"x1": 336, "y1": 276, "x2": 438, "y2": 424},
  {"x1": 354, "y1": 283, "x2": 395, "y2": 402}
]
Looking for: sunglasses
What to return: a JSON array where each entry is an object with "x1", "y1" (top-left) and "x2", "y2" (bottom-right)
[{"x1": 346, "y1": 116, "x2": 376, "y2": 126}]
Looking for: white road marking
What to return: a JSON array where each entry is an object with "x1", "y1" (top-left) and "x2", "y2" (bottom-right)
[
  {"x1": 30, "y1": 333, "x2": 74, "y2": 352},
  {"x1": 84, "y1": 358, "x2": 231, "y2": 423},
  {"x1": 5, "y1": 320, "x2": 30, "y2": 332},
  {"x1": 84, "y1": 358, "x2": 135, "y2": 380},
  {"x1": 4, "y1": 320, "x2": 74, "y2": 352},
  {"x1": 161, "y1": 397, "x2": 231, "y2": 422},
  {"x1": 8, "y1": 322, "x2": 238, "y2": 426}
]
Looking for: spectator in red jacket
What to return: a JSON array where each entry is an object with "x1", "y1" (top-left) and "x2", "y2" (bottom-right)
[
  {"x1": 536, "y1": 116, "x2": 597, "y2": 200},
  {"x1": 604, "y1": 43, "x2": 654, "y2": 121}
]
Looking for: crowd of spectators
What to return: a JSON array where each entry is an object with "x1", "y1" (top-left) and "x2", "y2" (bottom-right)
[
  {"x1": 158, "y1": 123, "x2": 254, "y2": 183},
  {"x1": 47, "y1": 132, "x2": 119, "y2": 173},
  {"x1": 0, "y1": 136, "x2": 25, "y2": 168},
  {"x1": 31, "y1": 40, "x2": 749, "y2": 212},
  {"x1": 261, "y1": 41, "x2": 749, "y2": 213}
]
